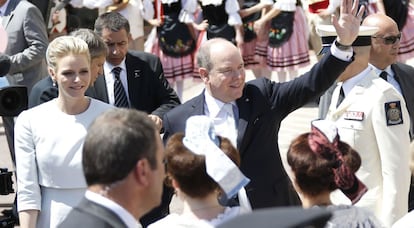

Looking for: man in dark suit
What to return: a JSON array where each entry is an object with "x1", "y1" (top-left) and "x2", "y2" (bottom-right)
[
  {"x1": 0, "y1": 2, "x2": 48, "y2": 224},
  {"x1": 162, "y1": 0, "x2": 364, "y2": 213},
  {"x1": 59, "y1": 109, "x2": 165, "y2": 228},
  {"x1": 94, "y1": 12, "x2": 180, "y2": 132}
]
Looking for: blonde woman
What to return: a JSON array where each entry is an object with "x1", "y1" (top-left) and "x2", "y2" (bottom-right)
[{"x1": 15, "y1": 36, "x2": 113, "y2": 228}]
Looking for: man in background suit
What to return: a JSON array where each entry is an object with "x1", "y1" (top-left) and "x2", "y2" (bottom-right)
[
  {"x1": 59, "y1": 108, "x2": 165, "y2": 228},
  {"x1": 93, "y1": 12, "x2": 180, "y2": 132},
  {"x1": 362, "y1": 13, "x2": 414, "y2": 213},
  {"x1": 0, "y1": 1, "x2": 48, "y2": 225},
  {"x1": 162, "y1": 0, "x2": 364, "y2": 218}
]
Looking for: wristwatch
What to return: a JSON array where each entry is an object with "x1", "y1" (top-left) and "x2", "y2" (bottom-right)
[{"x1": 334, "y1": 40, "x2": 351, "y2": 51}]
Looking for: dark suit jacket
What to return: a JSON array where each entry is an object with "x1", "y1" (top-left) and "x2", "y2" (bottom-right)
[
  {"x1": 100, "y1": 51, "x2": 181, "y2": 118},
  {"x1": 163, "y1": 52, "x2": 352, "y2": 209},
  {"x1": 58, "y1": 197, "x2": 128, "y2": 228},
  {"x1": 28, "y1": 76, "x2": 108, "y2": 108},
  {"x1": 391, "y1": 62, "x2": 414, "y2": 139}
]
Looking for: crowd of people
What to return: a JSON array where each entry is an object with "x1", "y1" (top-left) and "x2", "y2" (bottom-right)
[{"x1": 1, "y1": 0, "x2": 414, "y2": 227}]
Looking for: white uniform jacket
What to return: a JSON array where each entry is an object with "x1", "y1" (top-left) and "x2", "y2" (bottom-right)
[{"x1": 327, "y1": 69, "x2": 411, "y2": 228}]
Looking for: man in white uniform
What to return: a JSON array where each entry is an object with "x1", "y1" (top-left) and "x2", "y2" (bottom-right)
[{"x1": 319, "y1": 25, "x2": 411, "y2": 227}]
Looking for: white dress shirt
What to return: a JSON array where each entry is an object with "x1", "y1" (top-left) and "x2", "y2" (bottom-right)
[
  {"x1": 370, "y1": 64, "x2": 403, "y2": 95},
  {"x1": 204, "y1": 91, "x2": 238, "y2": 146}
]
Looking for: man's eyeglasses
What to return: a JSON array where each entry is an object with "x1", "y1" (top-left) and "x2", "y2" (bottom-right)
[{"x1": 372, "y1": 33, "x2": 402, "y2": 45}]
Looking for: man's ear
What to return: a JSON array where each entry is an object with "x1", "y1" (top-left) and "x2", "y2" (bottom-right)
[
  {"x1": 171, "y1": 178, "x2": 180, "y2": 189},
  {"x1": 128, "y1": 33, "x2": 133, "y2": 43},
  {"x1": 199, "y1": 67, "x2": 209, "y2": 83},
  {"x1": 134, "y1": 159, "x2": 150, "y2": 186}
]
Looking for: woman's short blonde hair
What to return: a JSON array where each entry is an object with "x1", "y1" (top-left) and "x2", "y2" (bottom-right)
[{"x1": 46, "y1": 36, "x2": 91, "y2": 72}]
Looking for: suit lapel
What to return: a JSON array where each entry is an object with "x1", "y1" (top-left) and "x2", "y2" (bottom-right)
[
  {"x1": 190, "y1": 92, "x2": 205, "y2": 115},
  {"x1": 192, "y1": 92, "x2": 250, "y2": 153},
  {"x1": 125, "y1": 53, "x2": 142, "y2": 108},
  {"x1": 236, "y1": 95, "x2": 251, "y2": 154},
  {"x1": 392, "y1": 64, "x2": 412, "y2": 103}
]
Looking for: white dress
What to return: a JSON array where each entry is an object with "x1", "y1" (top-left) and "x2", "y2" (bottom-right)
[
  {"x1": 148, "y1": 207, "x2": 241, "y2": 228},
  {"x1": 14, "y1": 98, "x2": 113, "y2": 227}
]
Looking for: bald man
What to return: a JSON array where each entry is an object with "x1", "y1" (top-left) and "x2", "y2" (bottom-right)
[
  {"x1": 362, "y1": 13, "x2": 414, "y2": 140},
  {"x1": 363, "y1": 13, "x2": 414, "y2": 213}
]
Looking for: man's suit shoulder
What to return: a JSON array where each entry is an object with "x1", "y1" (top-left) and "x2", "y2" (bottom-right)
[
  {"x1": 59, "y1": 199, "x2": 126, "y2": 228},
  {"x1": 165, "y1": 95, "x2": 201, "y2": 118},
  {"x1": 127, "y1": 50, "x2": 160, "y2": 62},
  {"x1": 394, "y1": 62, "x2": 414, "y2": 75},
  {"x1": 14, "y1": 0, "x2": 39, "y2": 13}
]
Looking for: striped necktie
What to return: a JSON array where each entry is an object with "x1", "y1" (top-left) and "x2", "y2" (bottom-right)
[{"x1": 112, "y1": 67, "x2": 129, "y2": 108}]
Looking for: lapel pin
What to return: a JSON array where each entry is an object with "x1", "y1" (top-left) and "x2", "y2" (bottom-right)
[{"x1": 134, "y1": 70, "x2": 141, "y2": 78}]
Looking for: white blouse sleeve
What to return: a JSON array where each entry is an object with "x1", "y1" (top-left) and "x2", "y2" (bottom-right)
[
  {"x1": 179, "y1": 0, "x2": 197, "y2": 23},
  {"x1": 78, "y1": 0, "x2": 114, "y2": 9},
  {"x1": 68, "y1": 0, "x2": 84, "y2": 8},
  {"x1": 225, "y1": 0, "x2": 242, "y2": 25},
  {"x1": 325, "y1": 0, "x2": 341, "y2": 14},
  {"x1": 15, "y1": 111, "x2": 41, "y2": 212},
  {"x1": 272, "y1": 0, "x2": 296, "y2": 12},
  {"x1": 261, "y1": 0, "x2": 274, "y2": 5},
  {"x1": 141, "y1": 0, "x2": 155, "y2": 21}
]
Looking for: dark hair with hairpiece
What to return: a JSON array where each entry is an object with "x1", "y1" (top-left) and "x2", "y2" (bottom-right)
[
  {"x1": 165, "y1": 133, "x2": 240, "y2": 198},
  {"x1": 287, "y1": 133, "x2": 361, "y2": 197}
]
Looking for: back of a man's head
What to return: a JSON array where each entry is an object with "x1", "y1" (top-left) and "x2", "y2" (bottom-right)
[
  {"x1": 94, "y1": 12, "x2": 130, "y2": 36},
  {"x1": 83, "y1": 108, "x2": 158, "y2": 186},
  {"x1": 70, "y1": 28, "x2": 108, "y2": 59}
]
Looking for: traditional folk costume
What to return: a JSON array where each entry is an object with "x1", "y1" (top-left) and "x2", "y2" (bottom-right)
[
  {"x1": 192, "y1": 0, "x2": 242, "y2": 79},
  {"x1": 148, "y1": 0, "x2": 198, "y2": 98},
  {"x1": 240, "y1": 0, "x2": 272, "y2": 69},
  {"x1": 255, "y1": 0, "x2": 310, "y2": 80}
]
